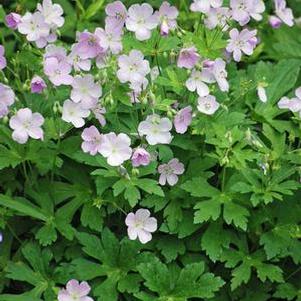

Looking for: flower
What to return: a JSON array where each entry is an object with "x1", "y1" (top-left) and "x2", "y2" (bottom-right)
[
  {"x1": 204, "y1": 7, "x2": 230, "y2": 30},
  {"x1": 226, "y1": 28, "x2": 258, "y2": 62},
  {"x1": 158, "y1": 158, "x2": 185, "y2": 186},
  {"x1": 174, "y1": 106, "x2": 192, "y2": 134},
  {"x1": 197, "y1": 95, "x2": 220, "y2": 115},
  {"x1": 126, "y1": 3, "x2": 159, "y2": 41},
  {"x1": 138, "y1": 114, "x2": 173, "y2": 145},
  {"x1": 44, "y1": 57, "x2": 73, "y2": 86},
  {"x1": 278, "y1": 87, "x2": 301, "y2": 115},
  {"x1": 18, "y1": 12, "x2": 50, "y2": 42},
  {"x1": 5, "y1": 13, "x2": 21, "y2": 29},
  {"x1": 0, "y1": 232, "x2": 2, "y2": 243},
  {"x1": 131, "y1": 147, "x2": 151, "y2": 167},
  {"x1": 125, "y1": 209, "x2": 157, "y2": 244},
  {"x1": 71, "y1": 74, "x2": 102, "y2": 109},
  {"x1": 37, "y1": 0, "x2": 64, "y2": 28},
  {"x1": 62, "y1": 100, "x2": 90, "y2": 128},
  {"x1": 156, "y1": 1, "x2": 179, "y2": 36},
  {"x1": 9, "y1": 108, "x2": 44, "y2": 144},
  {"x1": 190, "y1": 0, "x2": 223, "y2": 13},
  {"x1": 0, "y1": 45, "x2": 7, "y2": 70},
  {"x1": 75, "y1": 31, "x2": 104, "y2": 59},
  {"x1": 92, "y1": 106, "x2": 106, "y2": 127},
  {"x1": 117, "y1": 50, "x2": 150, "y2": 85},
  {"x1": 68, "y1": 44, "x2": 91, "y2": 72},
  {"x1": 273, "y1": 0, "x2": 294, "y2": 27},
  {"x1": 202, "y1": 58, "x2": 229, "y2": 92},
  {"x1": 58, "y1": 279, "x2": 94, "y2": 301},
  {"x1": 44, "y1": 44, "x2": 67, "y2": 62},
  {"x1": 105, "y1": 1, "x2": 127, "y2": 30},
  {"x1": 31, "y1": 76, "x2": 47, "y2": 94},
  {"x1": 269, "y1": 15, "x2": 282, "y2": 28},
  {"x1": 0, "y1": 83, "x2": 15, "y2": 118},
  {"x1": 95, "y1": 25, "x2": 123, "y2": 54},
  {"x1": 177, "y1": 47, "x2": 200, "y2": 69},
  {"x1": 185, "y1": 70, "x2": 210, "y2": 96},
  {"x1": 99, "y1": 132, "x2": 132, "y2": 166},
  {"x1": 81, "y1": 126, "x2": 103, "y2": 156},
  {"x1": 257, "y1": 85, "x2": 267, "y2": 103},
  {"x1": 230, "y1": 0, "x2": 265, "y2": 26}
]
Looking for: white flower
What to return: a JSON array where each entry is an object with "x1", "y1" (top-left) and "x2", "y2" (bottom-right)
[
  {"x1": 18, "y1": 12, "x2": 50, "y2": 42},
  {"x1": 126, "y1": 3, "x2": 159, "y2": 41},
  {"x1": 62, "y1": 100, "x2": 90, "y2": 128},
  {"x1": 125, "y1": 209, "x2": 157, "y2": 244},
  {"x1": 197, "y1": 95, "x2": 220, "y2": 115},
  {"x1": 117, "y1": 50, "x2": 150, "y2": 85},
  {"x1": 257, "y1": 85, "x2": 267, "y2": 103},
  {"x1": 37, "y1": 0, "x2": 64, "y2": 28},
  {"x1": 185, "y1": 70, "x2": 210, "y2": 96},
  {"x1": 71, "y1": 74, "x2": 102, "y2": 109},
  {"x1": 99, "y1": 132, "x2": 132, "y2": 166},
  {"x1": 138, "y1": 114, "x2": 173, "y2": 145}
]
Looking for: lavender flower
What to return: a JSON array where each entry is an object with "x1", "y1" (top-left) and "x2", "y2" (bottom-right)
[
  {"x1": 37, "y1": 0, "x2": 64, "y2": 28},
  {"x1": 31, "y1": 76, "x2": 47, "y2": 94},
  {"x1": 105, "y1": 1, "x2": 127, "y2": 30},
  {"x1": 278, "y1": 87, "x2": 301, "y2": 115},
  {"x1": 74, "y1": 31, "x2": 103, "y2": 59},
  {"x1": 185, "y1": 70, "x2": 210, "y2": 97},
  {"x1": 0, "y1": 45, "x2": 7, "y2": 70},
  {"x1": 197, "y1": 95, "x2": 220, "y2": 115},
  {"x1": 273, "y1": 0, "x2": 294, "y2": 27},
  {"x1": 125, "y1": 209, "x2": 157, "y2": 244},
  {"x1": 0, "y1": 83, "x2": 15, "y2": 118},
  {"x1": 5, "y1": 13, "x2": 21, "y2": 29},
  {"x1": 190, "y1": 0, "x2": 223, "y2": 13},
  {"x1": 156, "y1": 1, "x2": 179, "y2": 36},
  {"x1": 174, "y1": 106, "x2": 192, "y2": 134},
  {"x1": 204, "y1": 7, "x2": 230, "y2": 30},
  {"x1": 158, "y1": 158, "x2": 185, "y2": 186},
  {"x1": 96, "y1": 25, "x2": 123, "y2": 54},
  {"x1": 81, "y1": 126, "x2": 103, "y2": 156},
  {"x1": 131, "y1": 147, "x2": 151, "y2": 167},
  {"x1": 226, "y1": 28, "x2": 258, "y2": 62},
  {"x1": 9, "y1": 108, "x2": 44, "y2": 144},
  {"x1": 177, "y1": 47, "x2": 200, "y2": 69}
]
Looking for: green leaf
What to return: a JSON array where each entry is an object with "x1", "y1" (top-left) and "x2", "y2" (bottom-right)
[
  {"x1": 223, "y1": 202, "x2": 249, "y2": 231},
  {"x1": 124, "y1": 185, "x2": 141, "y2": 207},
  {"x1": 181, "y1": 177, "x2": 219, "y2": 198},
  {"x1": 231, "y1": 262, "x2": 252, "y2": 291},
  {"x1": 194, "y1": 198, "x2": 221, "y2": 223}
]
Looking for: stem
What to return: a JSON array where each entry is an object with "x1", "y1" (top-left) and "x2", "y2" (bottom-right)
[{"x1": 221, "y1": 166, "x2": 227, "y2": 192}]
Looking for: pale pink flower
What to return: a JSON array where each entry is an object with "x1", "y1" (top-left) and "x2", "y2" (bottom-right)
[
  {"x1": 278, "y1": 88, "x2": 301, "y2": 115},
  {"x1": 230, "y1": 0, "x2": 265, "y2": 26},
  {"x1": 174, "y1": 106, "x2": 192, "y2": 134},
  {"x1": 158, "y1": 158, "x2": 185, "y2": 186},
  {"x1": 71, "y1": 75, "x2": 102, "y2": 109},
  {"x1": 117, "y1": 50, "x2": 150, "y2": 85},
  {"x1": 138, "y1": 114, "x2": 173, "y2": 145},
  {"x1": 31, "y1": 76, "x2": 47, "y2": 94},
  {"x1": 204, "y1": 7, "x2": 230, "y2": 30},
  {"x1": 37, "y1": 0, "x2": 64, "y2": 28},
  {"x1": 226, "y1": 28, "x2": 258, "y2": 62},
  {"x1": 75, "y1": 31, "x2": 104, "y2": 59},
  {"x1": 0, "y1": 83, "x2": 15, "y2": 118},
  {"x1": 44, "y1": 44, "x2": 67, "y2": 62},
  {"x1": 68, "y1": 44, "x2": 91, "y2": 72},
  {"x1": 18, "y1": 12, "x2": 50, "y2": 42},
  {"x1": 177, "y1": 47, "x2": 200, "y2": 69},
  {"x1": 58, "y1": 279, "x2": 94, "y2": 301},
  {"x1": 155, "y1": 1, "x2": 179, "y2": 36},
  {"x1": 92, "y1": 106, "x2": 106, "y2": 127},
  {"x1": 9, "y1": 108, "x2": 44, "y2": 144},
  {"x1": 95, "y1": 26, "x2": 123, "y2": 54},
  {"x1": 44, "y1": 57, "x2": 73, "y2": 86},
  {"x1": 273, "y1": 0, "x2": 294, "y2": 27},
  {"x1": 105, "y1": 1, "x2": 127, "y2": 30},
  {"x1": 125, "y1": 209, "x2": 157, "y2": 244},
  {"x1": 126, "y1": 3, "x2": 159, "y2": 41},
  {"x1": 99, "y1": 132, "x2": 132, "y2": 166},
  {"x1": 0, "y1": 45, "x2": 7, "y2": 70},
  {"x1": 185, "y1": 70, "x2": 210, "y2": 96},
  {"x1": 269, "y1": 15, "x2": 282, "y2": 28},
  {"x1": 62, "y1": 100, "x2": 90, "y2": 128},
  {"x1": 5, "y1": 13, "x2": 21, "y2": 30},
  {"x1": 190, "y1": 0, "x2": 223, "y2": 13},
  {"x1": 197, "y1": 95, "x2": 220, "y2": 115},
  {"x1": 81, "y1": 126, "x2": 103, "y2": 155},
  {"x1": 131, "y1": 147, "x2": 151, "y2": 167},
  {"x1": 202, "y1": 58, "x2": 229, "y2": 92}
]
